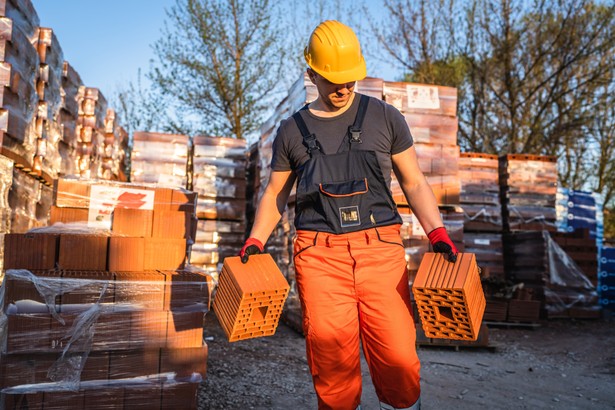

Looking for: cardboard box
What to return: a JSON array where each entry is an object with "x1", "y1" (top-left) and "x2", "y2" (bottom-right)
[
  {"x1": 49, "y1": 205, "x2": 89, "y2": 224},
  {"x1": 111, "y1": 207, "x2": 153, "y2": 237},
  {"x1": 108, "y1": 237, "x2": 145, "y2": 271},
  {"x1": 143, "y1": 237, "x2": 186, "y2": 271},
  {"x1": 58, "y1": 234, "x2": 108, "y2": 271},
  {"x1": 4, "y1": 233, "x2": 59, "y2": 270}
]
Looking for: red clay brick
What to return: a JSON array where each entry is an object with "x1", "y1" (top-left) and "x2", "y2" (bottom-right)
[
  {"x1": 412, "y1": 253, "x2": 486, "y2": 341},
  {"x1": 212, "y1": 254, "x2": 289, "y2": 342}
]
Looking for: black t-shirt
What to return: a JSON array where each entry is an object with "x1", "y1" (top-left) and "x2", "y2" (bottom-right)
[{"x1": 271, "y1": 94, "x2": 413, "y2": 187}]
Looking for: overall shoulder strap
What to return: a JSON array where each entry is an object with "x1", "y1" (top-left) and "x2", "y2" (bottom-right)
[
  {"x1": 292, "y1": 109, "x2": 321, "y2": 157},
  {"x1": 348, "y1": 94, "x2": 370, "y2": 145}
]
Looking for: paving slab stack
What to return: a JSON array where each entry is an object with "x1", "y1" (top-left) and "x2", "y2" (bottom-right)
[
  {"x1": 190, "y1": 135, "x2": 247, "y2": 281},
  {"x1": 0, "y1": 178, "x2": 211, "y2": 409}
]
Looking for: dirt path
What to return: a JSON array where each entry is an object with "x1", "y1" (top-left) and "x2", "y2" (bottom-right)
[{"x1": 198, "y1": 311, "x2": 615, "y2": 410}]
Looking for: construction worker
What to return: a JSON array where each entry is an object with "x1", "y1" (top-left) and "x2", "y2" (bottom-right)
[{"x1": 240, "y1": 20, "x2": 458, "y2": 410}]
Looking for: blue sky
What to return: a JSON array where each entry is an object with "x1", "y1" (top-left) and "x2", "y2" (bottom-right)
[
  {"x1": 31, "y1": 1, "x2": 399, "y2": 104},
  {"x1": 32, "y1": 0, "x2": 176, "y2": 98}
]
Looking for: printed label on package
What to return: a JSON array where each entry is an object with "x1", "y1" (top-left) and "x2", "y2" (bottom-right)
[
  {"x1": 407, "y1": 85, "x2": 440, "y2": 109},
  {"x1": 88, "y1": 185, "x2": 155, "y2": 229}
]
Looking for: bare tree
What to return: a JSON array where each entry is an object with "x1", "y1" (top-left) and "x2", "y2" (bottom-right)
[{"x1": 149, "y1": 0, "x2": 290, "y2": 139}]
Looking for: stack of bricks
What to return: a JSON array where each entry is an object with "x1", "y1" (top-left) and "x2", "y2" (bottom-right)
[
  {"x1": 0, "y1": 0, "x2": 40, "y2": 173},
  {"x1": 100, "y1": 108, "x2": 127, "y2": 181},
  {"x1": 0, "y1": 153, "x2": 11, "y2": 268},
  {"x1": 130, "y1": 131, "x2": 189, "y2": 188},
  {"x1": 385, "y1": 81, "x2": 460, "y2": 207},
  {"x1": 412, "y1": 253, "x2": 486, "y2": 343},
  {"x1": 551, "y1": 229, "x2": 598, "y2": 286},
  {"x1": 499, "y1": 154, "x2": 558, "y2": 232},
  {"x1": 458, "y1": 152, "x2": 504, "y2": 281},
  {"x1": 190, "y1": 135, "x2": 247, "y2": 280},
  {"x1": 213, "y1": 254, "x2": 289, "y2": 342},
  {"x1": 58, "y1": 60, "x2": 84, "y2": 176},
  {"x1": 75, "y1": 86, "x2": 107, "y2": 179},
  {"x1": 33, "y1": 27, "x2": 63, "y2": 183},
  {"x1": 0, "y1": 179, "x2": 210, "y2": 409}
]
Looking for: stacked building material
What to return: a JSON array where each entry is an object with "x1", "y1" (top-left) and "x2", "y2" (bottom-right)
[
  {"x1": 551, "y1": 229, "x2": 598, "y2": 285},
  {"x1": 503, "y1": 230, "x2": 600, "y2": 320},
  {"x1": 0, "y1": 179, "x2": 209, "y2": 409},
  {"x1": 58, "y1": 60, "x2": 83, "y2": 176},
  {"x1": 130, "y1": 131, "x2": 189, "y2": 187},
  {"x1": 599, "y1": 247, "x2": 615, "y2": 309},
  {"x1": 33, "y1": 27, "x2": 63, "y2": 184},
  {"x1": 101, "y1": 108, "x2": 128, "y2": 181},
  {"x1": 385, "y1": 82, "x2": 460, "y2": 206},
  {"x1": 190, "y1": 135, "x2": 247, "y2": 280},
  {"x1": 75, "y1": 87, "x2": 107, "y2": 179},
  {"x1": 459, "y1": 152, "x2": 504, "y2": 280},
  {"x1": 499, "y1": 154, "x2": 558, "y2": 232},
  {"x1": 0, "y1": 153, "x2": 11, "y2": 269},
  {"x1": 0, "y1": 0, "x2": 40, "y2": 173}
]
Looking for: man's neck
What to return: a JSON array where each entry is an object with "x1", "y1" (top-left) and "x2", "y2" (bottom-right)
[{"x1": 308, "y1": 93, "x2": 356, "y2": 118}]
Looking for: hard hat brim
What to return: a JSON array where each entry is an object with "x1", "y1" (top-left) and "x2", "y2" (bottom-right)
[{"x1": 308, "y1": 58, "x2": 367, "y2": 85}]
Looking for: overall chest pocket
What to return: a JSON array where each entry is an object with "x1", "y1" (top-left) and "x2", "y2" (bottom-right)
[{"x1": 319, "y1": 178, "x2": 368, "y2": 198}]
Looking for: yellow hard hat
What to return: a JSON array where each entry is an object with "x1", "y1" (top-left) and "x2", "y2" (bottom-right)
[{"x1": 304, "y1": 20, "x2": 367, "y2": 84}]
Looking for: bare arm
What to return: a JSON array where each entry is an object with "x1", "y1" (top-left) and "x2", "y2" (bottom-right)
[
  {"x1": 391, "y1": 146, "x2": 443, "y2": 233},
  {"x1": 248, "y1": 170, "x2": 296, "y2": 245}
]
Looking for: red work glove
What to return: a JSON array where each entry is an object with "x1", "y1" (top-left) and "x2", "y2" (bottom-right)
[
  {"x1": 427, "y1": 227, "x2": 458, "y2": 263},
  {"x1": 239, "y1": 237, "x2": 264, "y2": 264}
]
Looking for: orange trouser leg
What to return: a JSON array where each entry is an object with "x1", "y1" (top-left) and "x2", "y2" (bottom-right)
[{"x1": 294, "y1": 226, "x2": 421, "y2": 410}]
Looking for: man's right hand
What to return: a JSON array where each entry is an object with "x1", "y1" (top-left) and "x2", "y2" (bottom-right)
[{"x1": 239, "y1": 238, "x2": 264, "y2": 263}]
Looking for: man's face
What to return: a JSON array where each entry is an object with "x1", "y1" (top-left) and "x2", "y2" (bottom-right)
[{"x1": 308, "y1": 69, "x2": 356, "y2": 110}]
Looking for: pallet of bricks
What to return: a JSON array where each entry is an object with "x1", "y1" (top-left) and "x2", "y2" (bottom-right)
[
  {"x1": 190, "y1": 135, "x2": 247, "y2": 283},
  {"x1": 458, "y1": 152, "x2": 507, "y2": 322},
  {"x1": 499, "y1": 154, "x2": 600, "y2": 321},
  {"x1": 0, "y1": 178, "x2": 212, "y2": 409}
]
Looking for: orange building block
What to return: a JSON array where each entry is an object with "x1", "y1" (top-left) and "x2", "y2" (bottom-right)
[
  {"x1": 412, "y1": 253, "x2": 485, "y2": 341},
  {"x1": 212, "y1": 254, "x2": 289, "y2": 342}
]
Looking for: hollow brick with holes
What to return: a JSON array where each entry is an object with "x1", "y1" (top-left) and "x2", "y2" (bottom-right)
[
  {"x1": 212, "y1": 254, "x2": 290, "y2": 342},
  {"x1": 412, "y1": 253, "x2": 486, "y2": 341}
]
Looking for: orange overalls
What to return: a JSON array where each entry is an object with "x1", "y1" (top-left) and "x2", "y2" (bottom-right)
[{"x1": 290, "y1": 95, "x2": 421, "y2": 409}]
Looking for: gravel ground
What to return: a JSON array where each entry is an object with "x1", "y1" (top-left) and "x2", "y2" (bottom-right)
[{"x1": 198, "y1": 310, "x2": 615, "y2": 410}]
